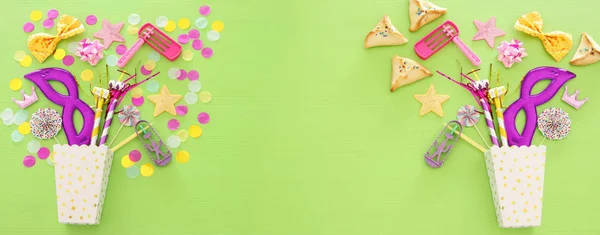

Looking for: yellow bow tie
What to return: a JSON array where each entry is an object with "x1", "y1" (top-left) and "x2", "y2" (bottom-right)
[
  {"x1": 514, "y1": 11, "x2": 573, "y2": 62},
  {"x1": 27, "y1": 14, "x2": 85, "y2": 63}
]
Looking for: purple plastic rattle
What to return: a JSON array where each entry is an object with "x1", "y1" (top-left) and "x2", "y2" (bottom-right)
[
  {"x1": 425, "y1": 120, "x2": 462, "y2": 168},
  {"x1": 504, "y1": 66, "x2": 575, "y2": 146}
]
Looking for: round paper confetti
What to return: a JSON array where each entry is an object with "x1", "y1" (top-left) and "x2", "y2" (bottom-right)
[
  {"x1": 86, "y1": 15, "x2": 98, "y2": 25},
  {"x1": 457, "y1": 105, "x2": 480, "y2": 127},
  {"x1": 140, "y1": 66, "x2": 152, "y2": 75},
  {"x1": 23, "y1": 156, "x2": 36, "y2": 168},
  {"x1": 189, "y1": 125, "x2": 203, "y2": 138},
  {"x1": 168, "y1": 119, "x2": 180, "y2": 130},
  {"x1": 195, "y1": 17, "x2": 208, "y2": 29},
  {"x1": 118, "y1": 105, "x2": 141, "y2": 126},
  {"x1": 14, "y1": 51, "x2": 26, "y2": 62},
  {"x1": 129, "y1": 150, "x2": 141, "y2": 162},
  {"x1": 538, "y1": 107, "x2": 571, "y2": 140},
  {"x1": 126, "y1": 165, "x2": 140, "y2": 178},
  {"x1": 43, "y1": 19, "x2": 55, "y2": 29},
  {"x1": 30, "y1": 108, "x2": 61, "y2": 139},
  {"x1": 23, "y1": 22, "x2": 35, "y2": 33},
  {"x1": 3, "y1": 117, "x2": 14, "y2": 126},
  {"x1": 47, "y1": 9, "x2": 59, "y2": 19},
  {"x1": 9, "y1": 78, "x2": 22, "y2": 91},
  {"x1": 68, "y1": 42, "x2": 79, "y2": 53},
  {"x1": 20, "y1": 55, "x2": 33, "y2": 67},
  {"x1": 11, "y1": 130, "x2": 24, "y2": 143},
  {"x1": 53, "y1": 48, "x2": 66, "y2": 60},
  {"x1": 105, "y1": 55, "x2": 118, "y2": 67},
  {"x1": 168, "y1": 67, "x2": 181, "y2": 79},
  {"x1": 167, "y1": 135, "x2": 181, "y2": 148},
  {"x1": 177, "y1": 130, "x2": 189, "y2": 142},
  {"x1": 188, "y1": 81, "x2": 202, "y2": 92},
  {"x1": 176, "y1": 105, "x2": 188, "y2": 116},
  {"x1": 38, "y1": 147, "x2": 50, "y2": 160},
  {"x1": 30, "y1": 10, "x2": 43, "y2": 21},
  {"x1": 178, "y1": 34, "x2": 190, "y2": 44},
  {"x1": 176, "y1": 150, "x2": 190, "y2": 164},
  {"x1": 201, "y1": 47, "x2": 213, "y2": 58},
  {"x1": 207, "y1": 30, "x2": 220, "y2": 42},
  {"x1": 177, "y1": 69, "x2": 188, "y2": 80},
  {"x1": 81, "y1": 69, "x2": 94, "y2": 81},
  {"x1": 27, "y1": 140, "x2": 41, "y2": 153},
  {"x1": 199, "y1": 5, "x2": 211, "y2": 16},
  {"x1": 132, "y1": 96, "x2": 145, "y2": 106},
  {"x1": 1, "y1": 108, "x2": 13, "y2": 121},
  {"x1": 131, "y1": 87, "x2": 143, "y2": 98},
  {"x1": 164, "y1": 20, "x2": 176, "y2": 32},
  {"x1": 187, "y1": 70, "x2": 199, "y2": 81},
  {"x1": 47, "y1": 155, "x2": 54, "y2": 167},
  {"x1": 188, "y1": 29, "x2": 200, "y2": 39},
  {"x1": 192, "y1": 40, "x2": 203, "y2": 50},
  {"x1": 18, "y1": 122, "x2": 31, "y2": 135},
  {"x1": 62, "y1": 55, "x2": 75, "y2": 66},
  {"x1": 185, "y1": 92, "x2": 198, "y2": 104},
  {"x1": 197, "y1": 112, "x2": 210, "y2": 124},
  {"x1": 140, "y1": 163, "x2": 154, "y2": 177},
  {"x1": 128, "y1": 13, "x2": 141, "y2": 25},
  {"x1": 146, "y1": 80, "x2": 159, "y2": 92},
  {"x1": 199, "y1": 91, "x2": 212, "y2": 103},
  {"x1": 212, "y1": 20, "x2": 224, "y2": 32},
  {"x1": 156, "y1": 16, "x2": 168, "y2": 27},
  {"x1": 178, "y1": 18, "x2": 191, "y2": 29},
  {"x1": 13, "y1": 110, "x2": 28, "y2": 125},
  {"x1": 182, "y1": 50, "x2": 194, "y2": 61},
  {"x1": 115, "y1": 44, "x2": 127, "y2": 55},
  {"x1": 144, "y1": 60, "x2": 156, "y2": 70},
  {"x1": 148, "y1": 51, "x2": 161, "y2": 62},
  {"x1": 127, "y1": 25, "x2": 139, "y2": 35},
  {"x1": 121, "y1": 155, "x2": 134, "y2": 168}
]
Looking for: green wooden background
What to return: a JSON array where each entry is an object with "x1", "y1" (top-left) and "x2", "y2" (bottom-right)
[{"x1": 1, "y1": 0, "x2": 599, "y2": 234}]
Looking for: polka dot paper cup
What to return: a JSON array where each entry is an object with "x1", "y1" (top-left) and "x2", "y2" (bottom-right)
[
  {"x1": 484, "y1": 145, "x2": 547, "y2": 228},
  {"x1": 52, "y1": 144, "x2": 114, "y2": 225}
]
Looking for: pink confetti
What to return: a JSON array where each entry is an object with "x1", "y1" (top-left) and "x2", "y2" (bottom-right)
[
  {"x1": 168, "y1": 119, "x2": 180, "y2": 130},
  {"x1": 43, "y1": 19, "x2": 55, "y2": 29},
  {"x1": 37, "y1": 147, "x2": 50, "y2": 160},
  {"x1": 23, "y1": 22, "x2": 35, "y2": 33},
  {"x1": 23, "y1": 155, "x2": 36, "y2": 168},
  {"x1": 115, "y1": 44, "x2": 127, "y2": 55},
  {"x1": 197, "y1": 112, "x2": 210, "y2": 124},
  {"x1": 62, "y1": 55, "x2": 75, "y2": 66},
  {"x1": 176, "y1": 105, "x2": 188, "y2": 116},
  {"x1": 47, "y1": 9, "x2": 59, "y2": 19},
  {"x1": 201, "y1": 47, "x2": 213, "y2": 58},
  {"x1": 129, "y1": 150, "x2": 141, "y2": 162},
  {"x1": 178, "y1": 34, "x2": 190, "y2": 44},
  {"x1": 188, "y1": 29, "x2": 200, "y2": 39},
  {"x1": 192, "y1": 40, "x2": 203, "y2": 50},
  {"x1": 177, "y1": 69, "x2": 188, "y2": 80},
  {"x1": 199, "y1": 5, "x2": 211, "y2": 16},
  {"x1": 86, "y1": 15, "x2": 97, "y2": 25},
  {"x1": 132, "y1": 96, "x2": 144, "y2": 106},
  {"x1": 188, "y1": 70, "x2": 199, "y2": 81},
  {"x1": 140, "y1": 65, "x2": 152, "y2": 75}
]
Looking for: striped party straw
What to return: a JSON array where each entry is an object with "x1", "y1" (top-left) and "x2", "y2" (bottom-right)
[
  {"x1": 489, "y1": 86, "x2": 508, "y2": 146},
  {"x1": 91, "y1": 87, "x2": 110, "y2": 145}
]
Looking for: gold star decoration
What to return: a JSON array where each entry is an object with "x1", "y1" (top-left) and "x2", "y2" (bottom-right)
[
  {"x1": 413, "y1": 84, "x2": 450, "y2": 117},
  {"x1": 147, "y1": 85, "x2": 183, "y2": 117}
]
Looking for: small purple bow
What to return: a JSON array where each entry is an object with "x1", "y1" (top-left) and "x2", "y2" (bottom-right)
[
  {"x1": 497, "y1": 39, "x2": 528, "y2": 68},
  {"x1": 75, "y1": 38, "x2": 105, "y2": 66}
]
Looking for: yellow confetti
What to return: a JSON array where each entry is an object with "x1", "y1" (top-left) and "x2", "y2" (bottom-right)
[
  {"x1": 9, "y1": 78, "x2": 23, "y2": 91},
  {"x1": 164, "y1": 20, "x2": 176, "y2": 32},
  {"x1": 212, "y1": 20, "x2": 224, "y2": 32},
  {"x1": 121, "y1": 155, "x2": 134, "y2": 168},
  {"x1": 178, "y1": 18, "x2": 191, "y2": 30},
  {"x1": 199, "y1": 91, "x2": 212, "y2": 103},
  {"x1": 182, "y1": 50, "x2": 194, "y2": 61},
  {"x1": 30, "y1": 10, "x2": 43, "y2": 21},
  {"x1": 144, "y1": 60, "x2": 156, "y2": 70},
  {"x1": 14, "y1": 51, "x2": 26, "y2": 61},
  {"x1": 20, "y1": 55, "x2": 32, "y2": 67},
  {"x1": 189, "y1": 125, "x2": 203, "y2": 138},
  {"x1": 18, "y1": 122, "x2": 31, "y2": 135},
  {"x1": 127, "y1": 25, "x2": 139, "y2": 35},
  {"x1": 53, "y1": 49, "x2": 66, "y2": 60},
  {"x1": 80, "y1": 70, "x2": 94, "y2": 82},
  {"x1": 140, "y1": 163, "x2": 154, "y2": 177},
  {"x1": 131, "y1": 87, "x2": 143, "y2": 98},
  {"x1": 176, "y1": 151, "x2": 190, "y2": 164},
  {"x1": 176, "y1": 130, "x2": 189, "y2": 142}
]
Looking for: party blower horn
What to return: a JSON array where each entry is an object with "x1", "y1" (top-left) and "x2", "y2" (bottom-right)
[
  {"x1": 117, "y1": 23, "x2": 182, "y2": 68},
  {"x1": 414, "y1": 20, "x2": 481, "y2": 66}
]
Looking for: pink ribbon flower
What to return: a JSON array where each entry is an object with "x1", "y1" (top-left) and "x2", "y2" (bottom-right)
[
  {"x1": 75, "y1": 38, "x2": 105, "y2": 66},
  {"x1": 497, "y1": 39, "x2": 528, "y2": 68}
]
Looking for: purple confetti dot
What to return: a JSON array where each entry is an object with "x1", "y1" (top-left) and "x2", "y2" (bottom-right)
[
  {"x1": 23, "y1": 22, "x2": 35, "y2": 33},
  {"x1": 140, "y1": 65, "x2": 152, "y2": 75},
  {"x1": 197, "y1": 112, "x2": 210, "y2": 124},
  {"x1": 192, "y1": 40, "x2": 203, "y2": 50},
  {"x1": 177, "y1": 69, "x2": 188, "y2": 80},
  {"x1": 62, "y1": 55, "x2": 75, "y2": 66},
  {"x1": 201, "y1": 47, "x2": 213, "y2": 58},
  {"x1": 188, "y1": 29, "x2": 200, "y2": 39},
  {"x1": 47, "y1": 9, "x2": 59, "y2": 19},
  {"x1": 176, "y1": 105, "x2": 188, "y2": 116},
  {"x1": 199, "y1": 5, "x2": 211, "y2": 16},
  {"x1": 43, "y1": 19, "x2": 55, "y2": 29},
  {"x1": 23, "y1": 155, "x2": 36, "y2": 168},
  {"x1": 188, "y1": 70, "x2": 199, "y2": 81},
  {"x1": 168, "y1": 119, "x2": 180, "y2": 130},
  {"x1": 129, "y1": 150, "x2": 141, "y2": 162},
  {"x1": 37, "y1": 147, "x2": 50, "y2": 160},
  {"x1": 178, "y1": 34, "x2": 189, "y2": 44},
  {"x1": 86, "y1": 15, "x2": 97, "y2": 25},
  {"x1": 115, "y1": 44, "x2": 127, "y2": 55},
  {"x1": 132, "y1": 96, "x2": 144, "y2": 106}
]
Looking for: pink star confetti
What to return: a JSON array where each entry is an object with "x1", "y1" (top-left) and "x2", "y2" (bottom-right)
[
  {"x1": 93, "y1": 19, "x2": 125, "y2": 49},
  {"x1": 472, "y1": 17, "x2": 505, "y2": 48}
]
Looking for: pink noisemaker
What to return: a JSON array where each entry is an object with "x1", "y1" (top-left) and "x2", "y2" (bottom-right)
[
  {"x1": 414, "y1": 20, "x2": 481, "y2": 66},
  {"x1": 117, "y1": 23, "x2": 182, "y2": 68}
]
